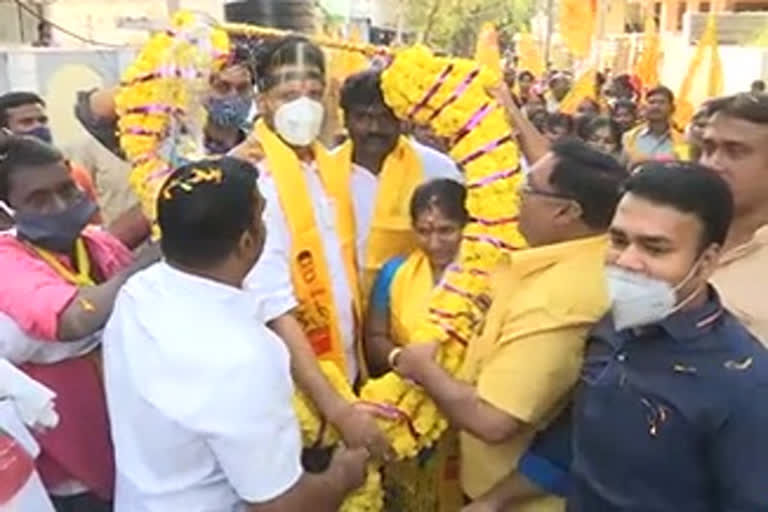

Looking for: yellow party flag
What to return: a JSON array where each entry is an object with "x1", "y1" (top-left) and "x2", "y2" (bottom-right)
[
  {"x1": 330, "y1": 25, "x2": 368, "y2": 83},
  {"x1": 674, "y1": 13, "x2": 724, "y2": 128},
  {"x1": 475, "y1": 22, "x2": 503, "y2": 80},
  {"x1": 517, "y1": 29, "x2": 546, "y2": 78},
  {"x1": 560, "y1": 68, "x2": 598, "y2": 114},
  {"x1": 559, "y1": 0, "x2": 597, "y2": 59},
  {"x1": 634, "y1": 15, "x2": 661, "y2": 90}
]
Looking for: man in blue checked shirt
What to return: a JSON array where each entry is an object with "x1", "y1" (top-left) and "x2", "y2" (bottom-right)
[{"x1": 463, "y1": 161, "x2": 768, "y2": 512}]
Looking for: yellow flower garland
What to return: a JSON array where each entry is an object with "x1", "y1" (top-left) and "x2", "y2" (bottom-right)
[
  {"x1": 116, "y1": 11, "x2": 230, "y2": 222},
  {"x1": 118, "y1": 15, "x2": 523, "y2": 511}
]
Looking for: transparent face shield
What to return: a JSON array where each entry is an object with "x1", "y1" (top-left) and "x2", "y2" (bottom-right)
[{"x1": 260, "y1": 42, "x2": 328, "y2": 147}]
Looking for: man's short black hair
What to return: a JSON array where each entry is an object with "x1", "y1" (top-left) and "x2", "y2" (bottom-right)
[
  {"x1": 158, "y1": 157, "x2": 260, "y2": 268},
  {"x1": 623, "y1": 161, "x2": 733, "y2": 249},
  {"x1": 646, "y1": 85, "x2": 675, "y2": 104},
  {"x1": 0, "y1": 92, "x2": 45, "y2": 128},
  {"x1": 705, "y1": 92, "x2": 768, "y2": 125},
  {"x1": 612, "y1": 99, "x2": 637, "y2": 114},
  {"x1": 0, "y1": 135, "x2": 62, "y2": 202},
  {"x1": 340, "y1": 70, "x2": 388, "y2": 113},
  {"x1": 549, "y1": 138, "x2": 629, "y2": 230},
  {"x1": 752, "y1": 80, "x2": 766, "y2": 92},
  {"x1": 546, "y1": 113, "x2": 575, "y2": 134},
  {"x1": 254, "y1": 36, "x2": 326, "y2": 91}
]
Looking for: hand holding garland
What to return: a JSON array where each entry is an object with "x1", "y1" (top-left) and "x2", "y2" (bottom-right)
[{"x1": 392, "y1": 343, "x2": 523, "y2": 444}]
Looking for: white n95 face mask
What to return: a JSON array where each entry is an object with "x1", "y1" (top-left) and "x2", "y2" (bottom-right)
[
  {"x1": 605, "y1": 265, "x2": 677, "y2": 331},
  {"x1": 274, "y1": 96, "x2": 325, "y2": 147}
]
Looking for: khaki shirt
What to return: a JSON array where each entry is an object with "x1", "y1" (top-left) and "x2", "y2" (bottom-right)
[
  {"x1": 64, "y1": 132, "x2": 137, "y2": 225},
  {"x1": 712, "y1": 225, "x2": 768, "y2": 346}
]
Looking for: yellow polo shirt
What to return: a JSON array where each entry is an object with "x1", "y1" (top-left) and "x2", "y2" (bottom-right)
[{"x1": 460, "y1": 235, "x2": 610, "y2": 512}]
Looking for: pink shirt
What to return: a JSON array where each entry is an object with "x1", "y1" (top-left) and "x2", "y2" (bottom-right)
[
  {"x1": 0, "y1": 227, "x2": 131, "y2": 340},
  {"x1": 0, "y1": 228, "x2": 132, "y2": 500}
]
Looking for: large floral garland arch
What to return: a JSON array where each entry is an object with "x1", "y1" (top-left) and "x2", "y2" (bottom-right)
[{"x1": 117, "y1": 12, "x2": 525, "y2": 511}]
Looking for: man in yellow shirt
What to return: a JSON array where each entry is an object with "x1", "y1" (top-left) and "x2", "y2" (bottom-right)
[{"x1": 394, "y1": 139, "x2": 628, "y2": 511}]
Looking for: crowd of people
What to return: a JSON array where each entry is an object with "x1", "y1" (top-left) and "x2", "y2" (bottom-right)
[{"x1": 0, "y1": 32, "x2": 767, "y2": 512}]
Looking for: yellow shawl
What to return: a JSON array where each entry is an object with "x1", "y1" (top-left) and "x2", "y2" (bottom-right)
[
  {"x1": 255, "y1": 120, "x2": 360, "y2": 376},
  {"x1": 384, "y1": 249, "x2": 463, "y2": 512},
  {"x1": 336, "y1": 136, "x2": 424, "y2": 303}
]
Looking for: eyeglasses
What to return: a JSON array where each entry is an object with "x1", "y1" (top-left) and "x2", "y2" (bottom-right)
[{"x1": 519, "y1": 181, "x2": 575, "y2": 201}]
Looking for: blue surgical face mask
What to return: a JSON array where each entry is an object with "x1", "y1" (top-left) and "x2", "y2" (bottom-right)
[
  {"x1": 20, "y1": 125, "x2": 54, "y2": 144},
  {"x1": 15, "y1": 196, "x2": 97, "y2": 252},
  {"x1": 206, "y1": 95, "x2": 252, "y2": 128}
]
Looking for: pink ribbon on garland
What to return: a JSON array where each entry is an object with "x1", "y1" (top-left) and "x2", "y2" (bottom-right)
[
  {"x1": 408, "y1": 63, "x2": 455, "y2": 120},
  {"x1": 467, "y1": 166, "x2": 521, "y2": 189},
  {"x1": 356, "y1": 401, "x2": 420, "y2": 440},
  {"x1": 458, "y1": 133, "x2": 515, "y2": 166},
  {"x1": 452, "y1": 102, "x2": 495, "y2": 146},
  {"x1": 463, "y1": 233, "x2": 520, "y2": 252},
  {"x1": 427, "y1": 68, "x2": 481, "y2": 122},
  {"x1": 471, "y1": 215, "x2": 519, "y2": 227}
]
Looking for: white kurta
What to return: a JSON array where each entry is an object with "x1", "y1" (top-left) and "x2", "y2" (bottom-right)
[
  {"x1": 103, "y1": 263, "x2": 303, "y2": 512},
  {"x1": 245, "y1": 161, "x2": 363, "y2": 382},
  {"x1": 244, "y1": 140, "x2": 461, "y2": 383},
  {"x1": 350, "y1": 139, "x2": 464, "y2": 267}
]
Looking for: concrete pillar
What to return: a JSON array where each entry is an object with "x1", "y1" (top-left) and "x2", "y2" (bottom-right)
[{"x1": 685, "y1": 0, "x2": 699, "y2": 12}]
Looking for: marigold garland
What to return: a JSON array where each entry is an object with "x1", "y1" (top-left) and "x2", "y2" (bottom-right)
[
  {"x1": 116, "y1": 11, "x2": 230, "y2": 221},
  {"x1": 358, "y1": 45, "x2": 525, "y2": 458},
  {"x1": 119, "y1": 15, "x2": 524, "y2": 511}
]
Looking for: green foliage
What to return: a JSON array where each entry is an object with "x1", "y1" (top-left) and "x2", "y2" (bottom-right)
[{"x1": 404, "y1": 0, "x2": 535, "y2": 56}]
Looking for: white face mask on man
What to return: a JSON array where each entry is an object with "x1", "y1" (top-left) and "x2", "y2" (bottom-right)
[
  {"x1": 605, "y1": 260, "x2": 704, "y2": 331},
  {"x1": 274, "y1": 96, "x2": 325, "y2": 147}
]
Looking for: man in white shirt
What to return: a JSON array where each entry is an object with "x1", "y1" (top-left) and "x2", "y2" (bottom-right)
[
  {"x1": 232, "y1": 36, "x2": 393, "y2": 460},
  {"x1": 102, "y1": 157, "x2": 368, "y2": 512},
  {"x1": 338, "y1": 70, "x2": 463, "y2": 273}
]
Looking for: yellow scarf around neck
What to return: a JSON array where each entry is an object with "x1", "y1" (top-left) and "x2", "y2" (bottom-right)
[
  {"x1": 29, "y1": 237, "x2": 95, "y2": 287},
  {"x1": 389, "y1": 250, "x2": 434, "y2": 346},
  {"x1": 255, "y1": 120, "x2": 360, "y2": 376},
  {"x1": 337, "y1": 136, "x2": 425, "y2": 303}
]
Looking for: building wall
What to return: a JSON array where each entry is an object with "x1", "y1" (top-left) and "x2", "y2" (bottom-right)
[{"x1": 45, "y1": 0, "x2": 225, "y2": 47}]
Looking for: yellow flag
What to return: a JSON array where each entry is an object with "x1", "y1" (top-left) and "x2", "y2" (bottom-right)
[
  {"x1": 330, "y1": 25, "x2": 368, "y2": 83},
  {"x1": 559, "y1": 0, "x2": 597, "y2": 59},
  {"x1": 474, "y1": 23, "x2": 503, "y2": 80},
  {"x1": 634, "y1": 15, "x2": 660, "y2": 90},
  {"x1": 674, "y1": 13, "x2": 724, "y2": 128},
  {"x1": 560, "y1": 68, "x2": 597, "y2": 114},
  {"x1": 517, "y1": 29, "x2": 546, "y2": 78}
]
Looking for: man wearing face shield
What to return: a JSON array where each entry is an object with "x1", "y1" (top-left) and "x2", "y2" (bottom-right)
[
  {"x1": 336, "y1": 69, "x2": 463, "y2": 299},
  {"x1": 230, "y1": 36, "x2": 394, "y2": 461},
  {"x1": 0, "y1": 136, "x2": 160, "y2": 511},
  {"x1": 488, "y1": 162, "x2": 768, "y2": 512}
]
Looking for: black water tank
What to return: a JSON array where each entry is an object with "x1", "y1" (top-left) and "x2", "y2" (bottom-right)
[{"x1": 224, "y1": 0, "x2": 316, "y2": 33}]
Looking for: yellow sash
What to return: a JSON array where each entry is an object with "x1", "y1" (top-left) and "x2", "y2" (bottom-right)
[
  {"x1": 29, "y1": 238, "x2": 95, "y2": 287},
  {"x1": 389, "y1": 250, "x2": 434, "y2": 347},
  {"x1": 336, "y1": 136, "x2": 425, "y2": 303},
  {"x1": 255, "y1": 120, "x2": 360, "y2": 376},
  {"x1": 384, "y1": 249, "x2": 463, "y2": 512}
]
